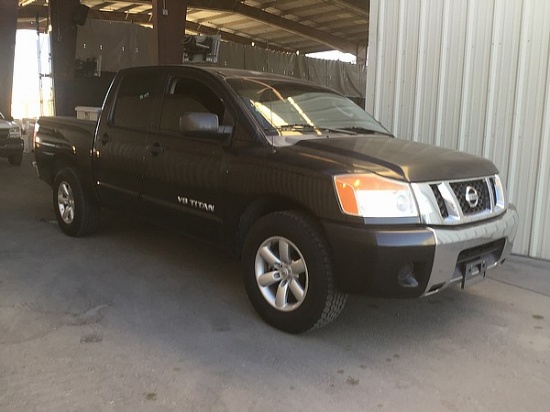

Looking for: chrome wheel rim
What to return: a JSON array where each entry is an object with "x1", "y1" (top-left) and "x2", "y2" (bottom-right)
[
  {"x1": 57, "y1": 181, "x2": 75, "y2": 224},
  {"x1": 254, "y1": 236, "x2": 309, "y2": 312}
]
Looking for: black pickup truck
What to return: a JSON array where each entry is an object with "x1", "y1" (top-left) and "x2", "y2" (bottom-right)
[{"x1": 33, "y1": 66, "x2": 519, "y2": 333}]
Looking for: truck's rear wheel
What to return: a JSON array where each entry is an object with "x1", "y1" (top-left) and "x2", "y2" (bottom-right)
[
  {"x1": 53, "y1": 167, "x2": 100, "y2": 237},
  {"x1": 242, "y1": 211, "x2": 347, "y2": 333},
  {"x1": 8, "y1": 154, "x2": 22, "y2": 166}
]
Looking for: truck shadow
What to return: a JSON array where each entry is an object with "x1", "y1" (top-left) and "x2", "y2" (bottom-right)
[{"x1": 92, "y1": 207, "x2": 500, "y2": 346}]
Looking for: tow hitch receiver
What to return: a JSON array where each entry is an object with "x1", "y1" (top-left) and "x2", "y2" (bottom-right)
[{"x1": 462, "y1": 258, "x2": 487, "y2": 289}]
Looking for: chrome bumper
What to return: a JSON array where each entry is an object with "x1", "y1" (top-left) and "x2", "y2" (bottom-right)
[{"x1": 422, "y1": 205, "x2": 519, "y2": 295}]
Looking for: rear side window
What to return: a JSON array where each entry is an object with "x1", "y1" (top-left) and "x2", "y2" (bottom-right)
[{"x1": 112, "y1": 71, "x2": 165, "y2": 130}]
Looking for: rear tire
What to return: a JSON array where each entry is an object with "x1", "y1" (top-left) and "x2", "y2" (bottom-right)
[
  {"x1": 242, "y1": 211, "x2": 347, "y2": 333},
  {"x1": 8, "y1": 154, "x2": 22, "y2": 166},
  {"x1": 53, "y1": 167, "x2": 100, "y2": 237}
]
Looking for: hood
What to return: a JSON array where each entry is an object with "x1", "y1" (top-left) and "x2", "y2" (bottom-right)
[
  {"x1": 0, "y1": 119, "x2": 17, "y2": 129},
  {"x1": 292, "y1": 135, "x2": 498, "y2": 182}
]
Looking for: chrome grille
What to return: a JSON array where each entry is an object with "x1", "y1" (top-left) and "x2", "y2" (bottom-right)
[
  {"x1": 449, "y1": 179, "x2": 491, "y2": 215},
  {"x1": 411, "y1": 175, "x2": 506, "y2": 226},
  {"x1": 430, "y1": 184, "x2": 449, "y2": 218},
  {"x1": 490, "y1": 177, "x2": 498, "y2": 205}
]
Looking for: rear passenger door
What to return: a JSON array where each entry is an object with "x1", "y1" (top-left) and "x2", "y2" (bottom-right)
[
  {"x1": 142, "y1": 72, "x2": 234, "y2": 242},
  {"x1": 94, "y1": 69, "x2": 165, "y2": 209}
]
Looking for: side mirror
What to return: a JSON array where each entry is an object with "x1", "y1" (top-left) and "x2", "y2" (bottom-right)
[
  {"x1": 179, "y1": 113, "x2": 233, "y2": 140},
  {"x1": 179, "y1": 112, "x2": 218, "y2": 133}
]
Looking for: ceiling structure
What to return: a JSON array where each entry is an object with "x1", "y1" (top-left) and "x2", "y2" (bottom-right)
[{"x1": 17, "y1": 0, "x2": 369, "y2": 56}]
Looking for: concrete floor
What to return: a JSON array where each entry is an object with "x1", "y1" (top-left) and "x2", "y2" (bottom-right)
[{"x1": 1, "y1": 154, "x2": 549, "y2": 412}]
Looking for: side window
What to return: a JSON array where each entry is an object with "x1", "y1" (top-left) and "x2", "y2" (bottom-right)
[
  {"x1": 112, "y1": 71, "x2": 164, "y2": 130},
  {"x1": 159, "y1": 77, "x2": 230, "y2": 133}
]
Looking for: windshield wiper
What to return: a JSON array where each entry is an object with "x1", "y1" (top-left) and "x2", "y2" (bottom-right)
[
  {"x1": 276, "y1": 124, "x2": 357, "y2": 135},
  {"x1": 340, "y1": 127, "x2": 392, "y2": 136}
]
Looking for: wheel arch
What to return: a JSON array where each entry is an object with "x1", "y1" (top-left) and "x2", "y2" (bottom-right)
[
  {"x1": 235, "y1": 195, "x2": 321, "y2": 258},
  {"x1": 50, "y1": 154, "x2": 102, "y2": 205},
  {"x1": 50, "y1": 154, "x2": 77, "y2": 183}
]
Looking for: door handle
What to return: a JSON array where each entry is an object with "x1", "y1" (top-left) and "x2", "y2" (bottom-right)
[
  {"x1": 98, "y1": 133, "x2": 111, "y2": 145},
  {"x1": 147, "y1": 143, "x2": 165, "y2": 155}
]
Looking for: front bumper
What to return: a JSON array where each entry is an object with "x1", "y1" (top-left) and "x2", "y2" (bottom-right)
[
  {"x1": 0, "y1": 138, "x2": 24, "y2": 157},
  {"x1": 425, "y1": 205, "x2": 518, "y2": 295},
  {"x1": 322, "y1": 206, "x2": 519, "y2": 298}
]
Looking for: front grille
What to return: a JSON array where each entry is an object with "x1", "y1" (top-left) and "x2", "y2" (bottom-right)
[
  {"x1": 430, "y1": 184, "x2": 449, "y2": 218},
  {"x1": 0, "y1": 129, "x2": 9, "y2": 139},
  {"x1": 449, "y1": 179, "x2": 490, "y2": 215},
  {"x1": 414, "y1": 175, "x2": 506, "y2": 225}
]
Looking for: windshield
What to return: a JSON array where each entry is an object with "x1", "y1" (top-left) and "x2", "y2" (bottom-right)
[{"x1": 226, "y1": 77, "x2": 390, "y2": 146}]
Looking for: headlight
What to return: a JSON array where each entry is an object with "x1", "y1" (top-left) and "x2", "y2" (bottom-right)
[
  {"x1": 9, "y1": 127, "x2": 21, "y2": 138},
  {"x1": 333, "y1": 174, "x2": 418, "y2": 218}
]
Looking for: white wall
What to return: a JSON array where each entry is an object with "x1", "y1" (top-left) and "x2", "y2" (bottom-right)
[{"x1": 367, "y1": 0, "x2": 550, "y2": 259}]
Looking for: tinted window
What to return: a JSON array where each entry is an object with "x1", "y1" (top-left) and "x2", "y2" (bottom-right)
[{"x1": 112, "y1": 71, "x2": 165, "y2": 130}]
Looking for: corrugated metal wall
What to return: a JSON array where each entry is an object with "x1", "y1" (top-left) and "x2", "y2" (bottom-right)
[{"x1": 367, "y1": 0, "x2": 550, "y2": 259}]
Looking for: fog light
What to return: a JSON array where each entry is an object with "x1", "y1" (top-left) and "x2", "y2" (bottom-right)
[{"x1": 397, "y1": 263, "x2": 418, "y2": 288}]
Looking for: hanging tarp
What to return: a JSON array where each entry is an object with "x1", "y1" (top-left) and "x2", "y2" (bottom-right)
[
  {"x1": 75, "y1": 20, "x2": 366, "y2": 99},
  {"x1": 76, "y1": 20, "x2": 154, "y2": 73}
]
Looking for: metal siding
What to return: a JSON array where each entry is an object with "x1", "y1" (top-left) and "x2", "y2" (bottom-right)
[
  {"x1": 526, "y1": 0, "x2": 550, "y2": 258},
  {"x1": 367, "y1": 0, "x2": 550, "y2": 259},
  {"x1": 437, "y1": 0, "x2": 469, "y2": 150},
  {"x1": 458, "y1": 0, "x2": 494, "y2": 156},
  {"x1": 413, "y1": 0, "x2": 444, "y2": 143},
  {"x1": 379, "y1": 0, "x2": 400, "y2": 130},
  {"x1": 394, "y1": 0, "x2": 421, "y2": 140}
]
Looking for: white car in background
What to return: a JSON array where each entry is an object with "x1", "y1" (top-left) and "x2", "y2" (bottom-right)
[{"x1": 0, "y1": 112, "x2": 24, "y2": 166}]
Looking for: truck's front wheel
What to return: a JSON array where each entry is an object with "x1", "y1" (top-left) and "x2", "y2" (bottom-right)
[
  {"x1": 242, "y1": 211, "x2": 347, "y2": 333},
  {"x1": 53, "y1": 168, "x2": 100, "y2": 237}
]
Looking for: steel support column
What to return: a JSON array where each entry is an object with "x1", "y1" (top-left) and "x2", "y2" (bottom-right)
[
  {"x1": 357, "y1": 44, "x2": 367, "y2": 66},
  {"x1": 49, "y1": 0, "x2": 80, "y2": 116},
  {"x1": 152, "y1": 0, "x2": 187, "y2": 65},
  {"x1": 0, "y1": 0, "x2": 17, "y2": 118}
]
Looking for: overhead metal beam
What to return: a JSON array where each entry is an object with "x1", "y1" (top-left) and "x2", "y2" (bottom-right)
[
  {"x1": 185, "y1": 0, "x2": 358, "y2": 54},
  {"x1": 18, "y1": 0, "x2": 41, "y2": 6},
  {"x1": 322, "y1": 0, "x2": 369, "y2": 19},
  {"x1": 18, "y1": 5, "x2": 292, "y2": 53},
  {"x1": 19, "y1": 1, "x2": 365, "y2": 55},
  {"x1": 91, "y1": 2, "x2": 112, "y2": 10},
  {"x1": 87, "y1": 9, "x2": 151, "y2": 23}
]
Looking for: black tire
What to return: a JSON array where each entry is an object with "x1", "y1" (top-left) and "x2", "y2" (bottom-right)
[
  {"x1": 242, "y1": 211, "x2": 347, "y2": 333},
  {"x1": 8, "y1": 154, "x2": 22, "y2": 166},
  {"x1": 53, "y1": 167, "x2": 100, "y2": 237}
]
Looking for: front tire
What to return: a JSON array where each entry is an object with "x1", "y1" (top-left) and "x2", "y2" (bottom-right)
[
  {"x1": 242, "y1": 211, "x2": 347, "y2": 333},
  {"x1": 53, "y1": 167, "x2": 100, "y2": 237}
]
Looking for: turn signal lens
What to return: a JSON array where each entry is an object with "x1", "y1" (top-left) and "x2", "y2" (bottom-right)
[{"x1": 334, "y1": 174, "x2": 418, "y2": 218}]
